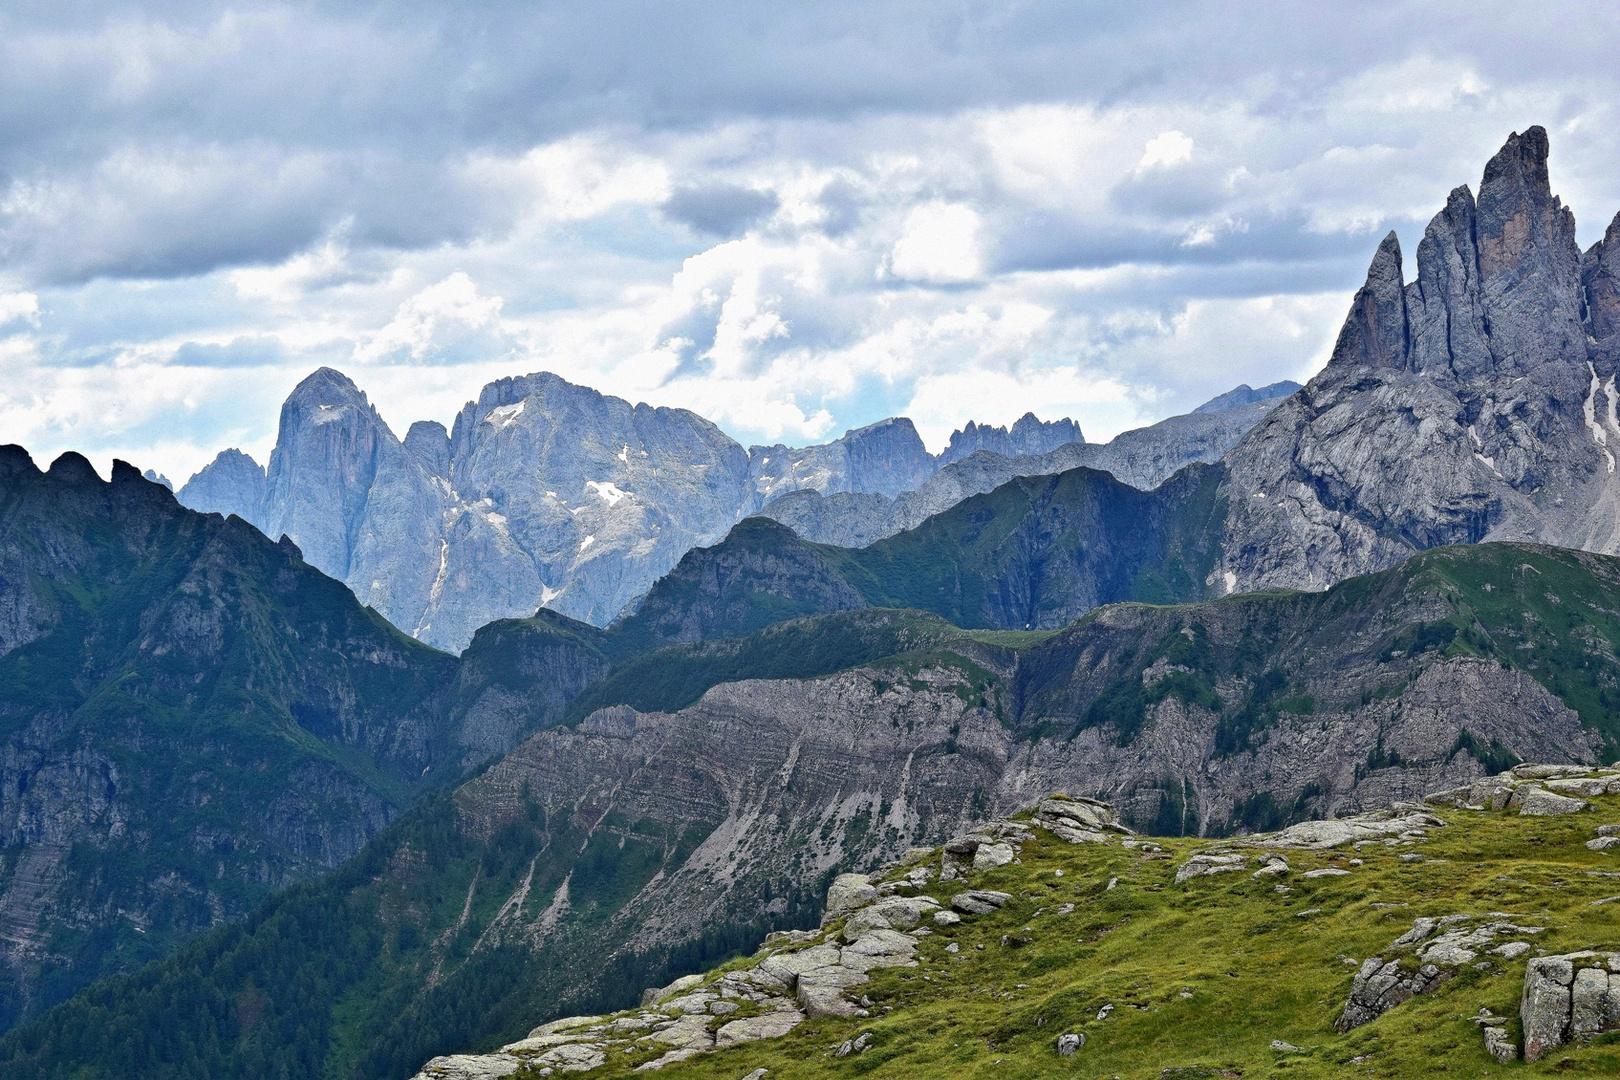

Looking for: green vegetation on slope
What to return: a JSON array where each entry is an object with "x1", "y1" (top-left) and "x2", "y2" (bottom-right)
[
  {"x1": 566, "y1": 608, "x2": 1046, "y2": 722},
  {"x1": 0, "y1": 781, "x2": 822, "y2": 1080},
  {"x1": 604, "y1": 792, "x2": 1620, "y2": 1079}
]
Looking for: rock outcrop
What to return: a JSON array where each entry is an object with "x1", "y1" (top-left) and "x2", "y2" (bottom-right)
[
  {"x1": 1338, "y1": 914, "x2": 1545, "y2": 1031},
  {"x1": 1522, "y1": 951, "x2": 1620, "y2": 1062}
]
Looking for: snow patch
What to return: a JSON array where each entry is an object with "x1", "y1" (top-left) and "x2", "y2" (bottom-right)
[
  {"x1": 579, "y1": 534, "x2": 595, "y2": 551},
  {"x1": 1223, "y1": 570, "x2": 1237, "y2": 594},
  {"x1": 539, "y1": 584, "x2": 561, "y2": 606},
  {"x1": 586, "y1": 480, "x2": 627, "y2": 506},
  {"x1": 1586, "y1": 363, "x2": 1615, "y2": 473},
  {"x1": 617, "y1": 444, "x2": 630, "y2": 463},
  {"x1": 313, "y1": 404, "x2": 346, "y2": 425},
  {"x1": 485, "y1": 401, "x2": 526, "y2": 428}
]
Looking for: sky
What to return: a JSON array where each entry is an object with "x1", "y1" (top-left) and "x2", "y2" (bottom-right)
[{"x1": 4, "y1": 2, "x2": 1620, "y2": 485}]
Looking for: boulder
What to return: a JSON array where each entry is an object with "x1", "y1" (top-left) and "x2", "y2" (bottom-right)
[
  {"x1": 1515, "y1": 788, "x2": 1588, "y2": 816},
  {"x1": 824, "y1": 874, "x2": 879, "y2": 921},
  {"x1": 1056, "y1": 1033, "x2": 1084, "y2": 1056},
  {"x1": 1174, "y1": 854, "x2": 1246, "y2": 884},
  {"x1": 1520, "y1": 951, "x2": 1620, "y2": 1061},
  {"x1": 972, "y1": 842, "x2": 1016, "y2": 869},
  {"x1": 950, "y1": 890, "x2": 1012, "y2": 915}
]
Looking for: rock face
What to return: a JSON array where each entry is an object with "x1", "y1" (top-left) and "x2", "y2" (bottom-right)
[
  {"x1": 748, "y1": 417, "x2": 935, "y2": 505},
  {"x1": 1217, "y1": 128, "x2": 1620, "y2": 594}
]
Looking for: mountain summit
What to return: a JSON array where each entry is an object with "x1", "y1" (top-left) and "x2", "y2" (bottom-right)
[{"x1": 1218, "y1": 127, "x2": 1620, "y2": 593}]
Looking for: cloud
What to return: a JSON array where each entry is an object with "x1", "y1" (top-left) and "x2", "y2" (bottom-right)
[
  {"x1": 6, "y1": 2, "x2": 1620, "y2": 484},
  {"x1": 888, "y1": 203, "x2": 983, "y2": 283},
  {"x1": 663, "y1": 184, "x2": 780, "y2": 237}
]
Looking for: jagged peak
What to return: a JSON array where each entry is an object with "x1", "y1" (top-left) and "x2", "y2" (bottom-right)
[
  {"x1": 1481, "y1": 126, "x2": 1551, "y2": 204},
  {"x1": 1326, "y1": 229, "x2": 1408, "y2": 372}
]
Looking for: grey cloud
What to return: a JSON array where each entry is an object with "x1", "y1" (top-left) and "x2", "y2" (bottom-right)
[
  {"x1": 170, "y1": 337, "x2": 285, "y2": 368},
  {"x1": 1, "y1": 1, "x2": 1615, "y2": 284},
  {"x1": 662, "y1": 184, "x2": 780, "y2": 237}
]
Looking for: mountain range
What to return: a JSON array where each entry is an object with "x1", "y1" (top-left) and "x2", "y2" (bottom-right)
[
  {"x1": 175, "y1": 372, "x2": 1297, "y2": 651},
  {"x1": 3, "y1": 126, "x2": 1620, "y2": 1078}
]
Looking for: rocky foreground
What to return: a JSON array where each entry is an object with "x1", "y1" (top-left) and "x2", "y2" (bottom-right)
[{"x1": 411, "y1": 763, "x2": 1620, "y2": 1079}]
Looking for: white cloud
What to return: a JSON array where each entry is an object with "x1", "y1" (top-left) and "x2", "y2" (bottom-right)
[
  {"x1": 0, "y1": 291, "x2": 40, "y2": 327},
  {"x1": 1140, "y1": 130, "x2": 1195, "y2": 170},
  {"x1": 353, "y1": 272, "x2": 506, "y2": 363},
  {"x1": 888, "y1": 202, "x2": 982, "y2": 283}
]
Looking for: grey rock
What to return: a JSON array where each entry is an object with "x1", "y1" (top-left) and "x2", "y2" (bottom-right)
[
  {"x1": 1515, "y1": 788, "x2": 1588, "y2": 816},
  {"x1": 950, "y1": 890, "x2": 1013, "y2": 915},
  {"x1": 1056, "y1": 1032, "x2": 1084, "y2": 1056},
  {"x1": 1174, "y1": 854, "x2": 1246, "y2": 884},
  {"x1": 1483, "y1": 1026, "x2": 1517, "y2": 1063},
  {"x1": 972, "y1": 842, "x2": 1016, "y2": 869}
]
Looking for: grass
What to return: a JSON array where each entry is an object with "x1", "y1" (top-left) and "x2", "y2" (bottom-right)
[{"x1": 593, "y1": 791, "x2": 1620, "y2": 1079}]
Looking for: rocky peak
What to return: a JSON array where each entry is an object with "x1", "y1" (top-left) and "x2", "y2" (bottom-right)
[
  {"x1": 403, "y1": 420, "x2": 452, "y2": 477},
  {"x1": 1216, "y1": 126, "x2": 1620, "y2": 598},
  {"x1": 176, "y1": 448, "x2": 268, "y2": 527},
  {"x1": 45, "y1": 451, "x2": 98, "y2": 484},
  {"x1": 1327, "y1": 230, "x2": 1409, "y2": 371},
  {"x1": 265, "y1": 367, "x2": 404, "y2": 581},
  {"x1": 940, "y1": 412, "x2": 1084, "y2": 466},
  {"x1": 1472, "y1": 126, "x2": 1585, "y2": 374}
]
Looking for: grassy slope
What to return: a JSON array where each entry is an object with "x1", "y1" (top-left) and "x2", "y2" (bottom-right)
[{"x1": 600, "y1": 793, "x2": 1620, "y2": 1080}]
